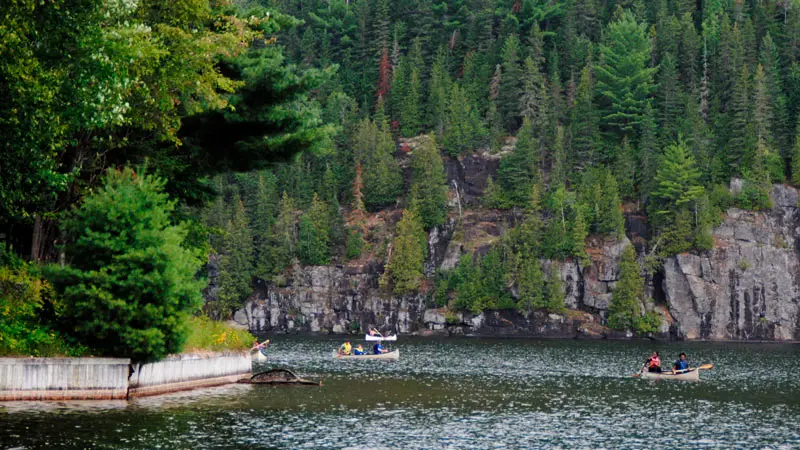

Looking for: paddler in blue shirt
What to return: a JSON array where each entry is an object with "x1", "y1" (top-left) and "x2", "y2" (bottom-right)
[
  {"x1": 373, "y1": 342, "x2": 389, "y2": 354},
  {"x1": 353, "y1": 344, "x2": 366, "y2": 355},
  {"x1": 673, "y1": 352, "x2": 689, "y2": 372}
]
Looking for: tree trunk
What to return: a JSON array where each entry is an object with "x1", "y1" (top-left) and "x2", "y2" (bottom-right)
[{"x1": 31, "y1": 214, "x2": 43, "y2": 262}]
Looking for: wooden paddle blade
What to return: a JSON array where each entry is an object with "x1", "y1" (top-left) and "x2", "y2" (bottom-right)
[
  {"x1": 698, "y1": 363, "x2": 714, "y2": 370},
  {"x1": 632, "y1": 373, "x2": 641, "y2": 378}
]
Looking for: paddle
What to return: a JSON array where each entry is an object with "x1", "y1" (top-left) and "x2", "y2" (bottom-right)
[
  {"x1": 632, "y1": 362, "x2": 647, "y2": 378},
  {"x1": 697, "y1": 363, "x2": 714, "y2": 370}
]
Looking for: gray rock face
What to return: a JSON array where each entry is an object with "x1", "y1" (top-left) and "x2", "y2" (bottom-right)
[
  {"x1": 663, "y1": 184, "x2": 800, "y2": 341},
  {"x1": 244, "y1": 263, "x2": 425, "y2": 335}
]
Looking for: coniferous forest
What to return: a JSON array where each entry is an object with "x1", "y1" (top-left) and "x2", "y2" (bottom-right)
[{"x1": 4, "y1": 0, "x2": 800, "y2": 358}]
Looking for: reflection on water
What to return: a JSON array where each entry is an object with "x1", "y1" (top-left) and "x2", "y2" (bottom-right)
[{"x1": 2, "y1": 337, "x2": 800, "y2": 449}]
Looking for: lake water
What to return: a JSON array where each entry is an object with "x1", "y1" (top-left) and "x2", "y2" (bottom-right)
[{"x1": 2, "y1": 336, "x2": 800, "y2": 449}]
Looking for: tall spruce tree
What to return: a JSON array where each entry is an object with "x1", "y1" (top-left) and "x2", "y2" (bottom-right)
[
  {"x1": 217, "y1": 195, "x2": 254, "y2": 317},
  {"x1": 409, "y1": 136, "x2": 449, "y2": 229},
  {"x1": 354, "y1": 118, "x2": 403, "y2": 210},
  {"x1": 298, "y1": 193, "x2": 331, "y2": 265},
  {"x1": 499, "y1": 34, "x2": 523, "y2": 132},
  {"x1": 382, "y1": 209, "x2": 426, "y2": 294},
  {"x1": 569, "y1": 63, "x2": 600, "y2": 171},
  {"x1": 596, "y1": 9, "x2": 657, "y2": 137},
  {"x1": 608, "y1": 244, "x2": 643, "y2": 332}
]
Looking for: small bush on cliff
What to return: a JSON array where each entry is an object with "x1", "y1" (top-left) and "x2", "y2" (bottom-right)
[{"x1": 47, "y1": 168, "x2": 204, "y2": 362}]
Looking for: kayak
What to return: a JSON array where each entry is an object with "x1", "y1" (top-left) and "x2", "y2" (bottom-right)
[
  {"x1": 250, "y1": 348, "x2": 268, "y2": 363},
  {"x1": 334, "y1": 349, "x2": 400, "y2": 361},
  {"x1": 365, "y1": 334, "x2": 397, "y2": 342},
  {"x1": 637, "y1": 368, "x2": 700, "y2": 381}
]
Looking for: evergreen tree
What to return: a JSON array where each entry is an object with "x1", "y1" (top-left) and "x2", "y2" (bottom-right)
[
  {"x1": 596, "y1": 10, "x2": 657, "y2": 136},
  {"x1": 608, "y1": 244, "x2": 643, "y2": 332},
  {"x1": 516, "y1": 255, "x2": 544, "y2": 312},
  {"x1": 727, "y1": 64, "x2": 755, "y2": 175},
  {"x1": 401, "y1": 67, "x2": 423, "y2": 137},
  {"x1": 543, "y1": 266, "x2": 565, "y2": 313},
  {"x1": 443, "y1": 83, "x2": 484, "y2": 155},
  {"x1": 217, "y1": 195, "x2": 254, "y2": 317},
  {"x1": 47, "y1": 169, "x2": 203, "y2": 361},
  {"x1": 298, "y1": 193, "x2": 331, "y2": 265},
  {"x1": 569, "y1": 63, "x2": 600, "y2": 170},
  {"x1": 354, "y1": 118, "x2": 403, "y2": 209},
  {"x1": 428, "y1": 47, "x2": 452, "y2": 136},
  {"x1": 637, "y1": 103, "x2": 659, "y2": 200},
  {"x1": 657, "y1": 52, "x2": 682, "y2": 142},
  {"x1": 409, "y1": 136, "x2": 449, "y2": 229},
  {"x1": 268, "y1": 192, "x2": 297, "y2": 276},
  {"x1": 499, "y1": 34, "x2": 523, "y2": 132},
  {"x1": 496, "y1": 118, "x2": 539, "y2": 207},
  {"x1": 382, "y1": 209, "x2": 426, "y2": 294},
  {"x1": 649, "y1": 139, "x2": 705, "y2": 226},
  {"x1": 614, "y1": 137, "x2": 636, "y2": 200}
]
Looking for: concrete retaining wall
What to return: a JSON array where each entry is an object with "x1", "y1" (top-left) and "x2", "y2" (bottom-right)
[
  {"x1": 0, "y1": 358, "x2": 130, "y2": 401},
  {"x1": 128, "y1": 352, "x2": 251, "y2": 398},
  {"x1": 0, "y1": 352, "x2": 251, "y2": 401}
]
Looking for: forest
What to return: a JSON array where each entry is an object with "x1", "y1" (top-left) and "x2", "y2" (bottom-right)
[
  {"x1": 203, "y1": 0, "x2": 800, "y2": 334},
  {"x1": 3, "y1": 0, "x2": 800, "y2": 358}
]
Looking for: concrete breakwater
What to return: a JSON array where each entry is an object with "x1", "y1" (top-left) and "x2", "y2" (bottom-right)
[{"x1": 0, "y1": 352, "x2": 251, "y2": 401}]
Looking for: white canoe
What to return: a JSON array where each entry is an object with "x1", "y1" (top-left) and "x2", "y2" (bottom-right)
[
  {"x1": 250, "y1": 348, "x2": 268, "y2": 363},
  {"x1": 334, "y1": 349, "x2": 400, "y2": 361},
  {"x1": 365, "y1": 334, "x2": 397, "y2": 342},
  {"x1": 638, "y1": 368, "x2": 700, "y2": 381}
]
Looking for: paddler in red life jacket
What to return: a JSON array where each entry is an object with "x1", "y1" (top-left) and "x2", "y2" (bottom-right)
[{"x1": 645, "y1": 351, "x2": 662, "y2": 373}]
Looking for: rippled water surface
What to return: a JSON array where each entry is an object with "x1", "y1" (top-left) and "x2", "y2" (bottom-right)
[{"x1": 2, "y1": 337, "x2": 800, "y2": 449}]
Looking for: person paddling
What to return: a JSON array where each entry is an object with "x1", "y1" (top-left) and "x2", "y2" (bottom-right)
[
  {"x1": 645, "y1": 351, "x2": 662, "y2": 373},
  {"x1": 373, "y1": 341, "x2": 389, "y2": 355},
  {"x1": 673, "y1": 352, "x2": 689, "y2": 372},
  {"x1": 252, "y1": 338, "x2": 270, "y2": 355},
  {"x1": 354, "y1": 344, "x2": 366, "y2": 355}
]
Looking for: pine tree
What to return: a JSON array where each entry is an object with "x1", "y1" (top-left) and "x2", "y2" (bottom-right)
[
  {"x1": 649, "y1": 139, "x2": 705, "y2": 225},
  {"x1": 727, "y1": 64, "x2": 755, "y2": 175},
  {"x1": 268, "y1": 192, "x2": 297, "y2": 276},
  {"x1": 218, "y1": 195, "x2": 254, "y2": 316},
  {"x1": 791, "y1": 117, "x2": 800, "y2": 186},
  {"x1": 599, "y1": 173, "x2": 625, "y2": 237},
  {"x1": 516, "y1": 255, "x2": 544, "y2": 312},
  {"x1": 596, "y1": 10, "x2": 657, "y2": 136},
  {"x1": 376, "y1": 47, "x2": 391, "y2": 102},
  {"x1": 401, "y1": 67, "x2": 423, "y2": 137},
  {"x1": 657, "y1": 52, "x2": 682, "y2": 142},
  {"x1": 497, "y1": 117, "x2": 538, "y2": 207},
  {"x1": 519, "y1": 56, "x2": 549, "y2": 139},
  {"x1": 608, "y1": 245, "x2": 643, "y2": 332},
  {"x1": 543, "y1": 266, "x2": 565, "y2": 313},
  {"x1": 614, "y1": 137, "x2": 636, "y2": 200},
  {"x1": 499, "y1": 34, "x2": 523, "y2": 132},
  {"x1": 298, "y1": 193, "x2": 331, "y2": 265},
  {"x1": 48, "y1": 169, "x2": 203, "y2": 361},
  {"x1": 637, "y1": 103, "x2": 659, "y2": 200},
  {"x1": 443, "y1": 82, "x2": 484, "y2": 156},
  {"x1": 409, "y1": 135, "x2": 449, "y2": 229},
  {"x1": 383, "y1": 209, "x2": 426, "y2": 295},
  {"x1": 569, "y1": 63, "x2": 600, "y2": 170},
  {"x1": 428, "y1": 47, "x2": 452, "y2": 136},
  {"x1": 354, "y1": 118, "x2": 403, "y2": 209},
  {"x1": 550, "y1": 125, "x2": 567, "y2": 186},
  {"x1": 760, "y1": 32, "x2": 791, "y2": 157}
]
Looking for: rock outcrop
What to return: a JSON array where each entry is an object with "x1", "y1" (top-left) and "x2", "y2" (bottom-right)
[
  {"x1": 230, "y1": 148, "x2": 800, "y2": 341},
  {"x1": 663, "y1": 185, "x2": 800, "y2": 341}
]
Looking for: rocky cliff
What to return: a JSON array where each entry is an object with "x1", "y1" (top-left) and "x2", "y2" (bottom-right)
[
  {"x1": 230, "y1": 150, "x2": 800, "y2": 341},
  {"x1": 662, "y1": 185, "x2": 800, "y2": 341}
]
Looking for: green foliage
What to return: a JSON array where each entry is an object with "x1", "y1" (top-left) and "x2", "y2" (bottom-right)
[
  {"x1": 354, "y1": 118, "x2": 403, "y2": 210},
  {"x1": 217, "y1": 195, "x2": 254, "y2": 317},
  {"x1": 47, "y1": 168, "x2": 204, "y2": 362},
  {"x1": 495, "y1": 118, "x2": 540, "y2": 208},
  {"x1": 0, "y1": 245, "x2": 85, "y2": 356},
  {"x1": 382, "y1": 210, "x2": 426, "y2": 295},
  {"x1": 409, "y1": 136, "x2": 450, "y2": 229},
  {"x1": 346, "y1": 228, "x2": 364, "y2": 260},
  {"x1": 298, "y1": 194, "x2": 331, "y2": 265},
  {"x1": 596, "y1": 9, "x2": 657, "y2": 136},
  {"x1": 516, "y1": 256, "x2": 544, "y2": 313},
  {"x1": 608, "y1": 245, "x2": 642, "y2": 332},
  {"x1": 543, "y1": 266, "x2": 566, "y2": 313},
  {"x1": 634, "y1": 310, "x2": 662, "y2": 335},
  {"x1": 650, "y1": 139, "x2": 705, "y2": 227}
]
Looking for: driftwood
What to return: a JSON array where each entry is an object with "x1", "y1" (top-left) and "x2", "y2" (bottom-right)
[{"x1": 239, "y1": 368, "x2": 321, "y2": 386}]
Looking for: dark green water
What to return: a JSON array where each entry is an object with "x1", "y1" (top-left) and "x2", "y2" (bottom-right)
[{"x1": 2, "y1": 337, "x2": 800, "y2": 449}]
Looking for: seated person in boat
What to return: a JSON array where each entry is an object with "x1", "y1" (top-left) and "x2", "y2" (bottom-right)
[
  {"x1": 353, "y1": 344, "x2": 366, "y2": 355},
  {"x1": 338, "y1": 341, "x2": 352, "y2": 356},
  {"x1": 252, "y1": 339, "x2": 270, "y2": 355},
  {"x1": 645, "y1": 351, "x2": 661, "y2": 373},
  {"x1": 373, "y1": 342, "x2": 389, "y2": 354},
  {"x1": 673, "y1": 353, "x2": 689, "y2": 372},
  {"x1": 368, "y1": 327, "x2": 382, "y2": 337}
]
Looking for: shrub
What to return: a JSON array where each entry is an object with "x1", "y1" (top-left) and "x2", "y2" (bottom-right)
[
  {"x1": 47, "y1": 168, "x2": 204, "y2": 362},
  {"x1": 182, "y1": 316, "x2": 253, "y2": 352},
  {"x1": 0, "y1": 245, "x2": 84, "y2": 356}
]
